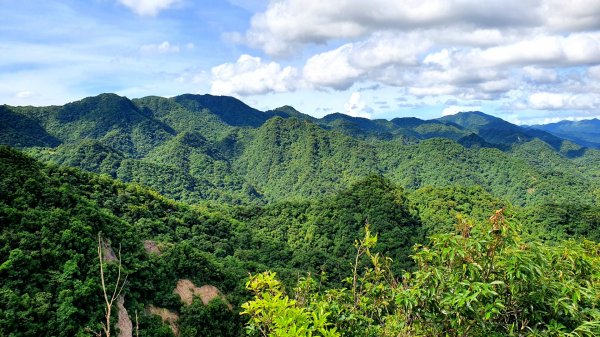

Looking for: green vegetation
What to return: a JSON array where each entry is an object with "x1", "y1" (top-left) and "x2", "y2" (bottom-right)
[
  {"x1": 243, "y1": 214, "x2": 600, "y2": 336},
  {"x1": 1, "y1": 93, "x2": 599, "y2": 336},
  {"x1": 0, "y1": 93, "x2": 595, "y2": 206},
  {"x1": 529, "y1": 119, "x2": 600, "y2": 149}
]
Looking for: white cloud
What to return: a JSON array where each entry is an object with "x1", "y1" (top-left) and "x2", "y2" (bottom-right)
[
  {"x1": 522, "y1": 66, "x2": 558, "y2": 83},
  {"x1": 303, "y1": 45, "x2": 364, "y2": 90},
  {"x1": 239, "y1": 0, "x2": 550, "y2": 56},
  {"x1": 140, "y1": 41, "x2": 180, "y2": 53},
  {"x1": 223, "y1": 0, "x2": 600, "y2": 115},
  {"x1": 303, "y1": 32, "x2": 430, "y2": 90},
  {"x1": 472, "y1": 33, "x2": 600, "y2": 67},
  {"x1": 587, "y1": 65, "x2": 600, "y2": 80},
  {"x1": 117, "y1": 0, "x2": 180, "y2": 16},
  {"x1": 543, "y1": 0, "x2": 600, "y2": 31},
  {"x1": 528, "y1": 92, "x2": 600, "y2": 110},
  {"x1": 442, "y1": 105, "x2": 481, "y2": 116},
  {"x1": 210, "y1": 54, "x2": 300, "y2": 96},
  {"x1": 344, "y1": 92, "x2": 373, "y2": 118},
  {"x1": 479, "y1": 79, "x2": 512, "y2": 93},
  {"x1": 424, "y1": 49, "x2": 453, "y2": 68}
]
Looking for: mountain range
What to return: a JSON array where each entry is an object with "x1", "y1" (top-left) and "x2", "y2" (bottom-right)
[
  {"x1": 1, "y1": 93, "x2": 599, "y2": 206},
  {"x1": 2, "y1": 93, "x2": 600, "y2": 336},
  {"x1": 527, "y1": 118, "x2": 600, "y2": 149}
]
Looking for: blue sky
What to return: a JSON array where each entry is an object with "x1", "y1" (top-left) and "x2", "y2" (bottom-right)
[{"x1": 1, "y1": 0, "x2": 600, "y2": 124}]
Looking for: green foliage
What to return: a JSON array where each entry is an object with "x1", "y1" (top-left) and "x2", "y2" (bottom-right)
[
  {"x1": 529, "y1": 118, "x2": 600, "y2": 149},
  {"x1": 396, "y1": 210, "x2": 600, "y2": 336},
  {"x1": 4, "y1": 93, "x2": 598, "y2": 206},
  {"x1": 227, "y1": 175, "x2": 423, "y2": 282},
  {"x1": 243, "y1": 211, "x2": 600, "y2": 337},
  {"x1": 409, "y1": 185, "x2": 504, "y2": 235},
  {"x1": 0, "y1": 105, "x2": 61, "y2": 148},
  {"x1": 2, "y1": 92, "x2": 600, "y2": 337},
  {"x1": 241, "y1": 272, "x2": 340, "y2": 337},
  {"x1": 179, "y1": 298, "x2": 241, "y2": 337},
  {"x1": 0, "y1": 147, "x2": 250, "y2": 336}
]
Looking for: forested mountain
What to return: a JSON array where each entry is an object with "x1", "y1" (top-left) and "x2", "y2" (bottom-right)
[
  {"x1": 0, "y1": 146, "x2": 424, "y2": 336},
  {"x1": 2, "y1": 146, "x2": 599, "y2": 336},
  {"x1": 1, "y1": 93, "x2": 600, "y2": 336},
  {"x1": 528, "y1": 118, "x2": 600, "y2": 149},
  {"x1": 438, "y1": 111, "x2": 569, "y2": 151},
  {"x1": 2, "y1": 93, "x2": 599, "y2": 207}
]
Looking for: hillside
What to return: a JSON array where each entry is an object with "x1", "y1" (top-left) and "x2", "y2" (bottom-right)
[
  {"x1": 2, "y1": 95, "x2": 600, "y2": 336},
  {"x1": 2, "y1": 146, "x2": 599, "y2": 336},
  {"x1": 2, "y1": 93, "x2": 598, "y2": 207},
  {"x1": 438, "y1": 111, "x2": 569, "y2": 151},
  {"x1": 0, "y1": 147, "x2": 468, "y2": 336},
  {"x1": 528, "y1": 118, "x2": 600, "y2": 149}
]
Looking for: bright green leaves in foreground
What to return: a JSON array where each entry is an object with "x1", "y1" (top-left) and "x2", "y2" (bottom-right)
[
  {"x1": 242, "y1": 211, "x2": 600, "y2": 337},
  {"x1": 241, "y1": 271, "x2": 340, "y2": 337}
]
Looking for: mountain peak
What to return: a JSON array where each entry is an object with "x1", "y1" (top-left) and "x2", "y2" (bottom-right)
[{"x1": 172, "y1": 93, "x2": 268, "y2": 127}]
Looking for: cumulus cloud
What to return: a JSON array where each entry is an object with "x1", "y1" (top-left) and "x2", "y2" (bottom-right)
[
  {"x1": 216, "y1": 0, "x2": 600, "y2": 118},
  {"x1": 344, "y1": 92, "x2": 373, "y2": 118},
  {"x1": 210, "y1": 55, "x2": 300, "y2": 96},
  {"x1": 522, "y1": 67, "x2": 558, "y2": 83},
  {"x1": 528, "y1": 92, "x2": 600, "y2": 110},
  {"x1": 239, "y1": 0, "x2": 553, "y2": 56},
  {"x1": 303, "y1": 32, "x2": 430, "y2": 89},
  {"x1": 588, "y1": 65, "x2": 600, "y2": 80},
  {"x1": 117, "y1": 0, "x2": 180, "y2": 16},
  {"x1": 303, "y1": 45, "x2": 365, "y2": 90},
  {"x1": 470, "y1": 33, "x2": 600, "y2": 67},
  {"x1": 543, "y1": 0, "x2": 600, "y2": 31}
]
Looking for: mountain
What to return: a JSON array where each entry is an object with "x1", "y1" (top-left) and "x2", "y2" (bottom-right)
[
  {"x1": 2, "y1": 93, "x2": 598, "y2": 206},
  {"x1": 315, "y1": 113, "x2": 469, "y2": 141},
  {"x1": 2, "y1": 93, "x2": 600, "y2": 336},
  {"x1": 437, "y1": 111, "x2": 569, "y2": 151},
  {"x1": 0, "y1": 105, "x2": 61, "y2": 147},
  {"x1": 0, "y1": 147, "x2": 424, "y2": 335},
  {"x1": 14, "y1": 93, "x2": 176, "y2": 157},
  {"x1": 2, "y1": 145, "x2": 599, "y2": 336},
  {"x1": 527, "y1": 118, "x2": 600, "y2": 149}
]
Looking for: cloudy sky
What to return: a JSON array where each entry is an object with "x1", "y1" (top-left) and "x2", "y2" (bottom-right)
[{"x1": 2, "y1": 0, "x2": 600, "y2": 124}]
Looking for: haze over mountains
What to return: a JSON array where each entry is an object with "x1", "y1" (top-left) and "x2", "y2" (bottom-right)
[{"x1": 1, "y1": 93, "x2": 599, "y2": 206}]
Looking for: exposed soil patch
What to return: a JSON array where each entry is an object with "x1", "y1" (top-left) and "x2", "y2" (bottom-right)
[
  {"x1": 102, "y1": 242, "x2": 117, "y2": 262},
  {"x1": 117, "y1": 295, "x2": 132, "y2": 337},
  {"x1": 143, "y1": 240, "x2": 161, "y2": 255},
  {"x1": 148, "y1": 305, "x2": 179, "y2": 336},
  {"x1": 174, "y1": 279, "x2": 231, "y2": 308}
]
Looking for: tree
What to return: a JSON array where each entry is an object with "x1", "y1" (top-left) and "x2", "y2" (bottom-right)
[
  {"x1": 241, "y1": 210, "x2": 600, "y2": 336},
  {"x1": 95, "y1": 233, "x2": 127, "y2": 337}
]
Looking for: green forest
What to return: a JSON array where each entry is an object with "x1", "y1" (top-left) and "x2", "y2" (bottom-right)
[{"x1": 1, "y1": 93, "x2": 599, "y2": 336}]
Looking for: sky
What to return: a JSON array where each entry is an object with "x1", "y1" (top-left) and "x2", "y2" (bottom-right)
[{"x1": 2, "y1": 0, "x2": 600, "y2": 124}]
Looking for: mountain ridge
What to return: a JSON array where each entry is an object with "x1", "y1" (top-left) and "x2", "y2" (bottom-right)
[
  {"x1": 527, "y1": 118, "x2": 600, "y2": 149},
  {"x1": 3, "y1": 92, "x2": 599, "y2": 206}
]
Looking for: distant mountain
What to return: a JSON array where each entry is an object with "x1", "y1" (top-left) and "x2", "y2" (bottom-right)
[
  {"x1": 316, "y1": 113, "x2": 469, "y2": 141},
  {"x1": 0, "y1": 105, "x2": 61, "y2": 147},
  {"x1": 13, "y1": 93, "x2": 176, "y2": 157},
  {"x1": 2, "y1": 93, "x2": 599, "y2": 206},
  {"x1": 315, "y1": 110, "x2": 575, "y2": 153},
  {"x1": 527, "y1": 119, "x2": 600, "y2": 149},
  {"x1": 437, "y1": 111, "x2": 569, "y2": 151}
]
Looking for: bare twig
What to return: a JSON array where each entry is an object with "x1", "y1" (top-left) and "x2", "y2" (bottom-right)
[{"x1": 98, "y1": 233, "x2": 128, "y2": 337}]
